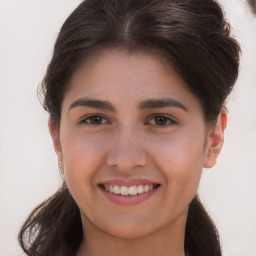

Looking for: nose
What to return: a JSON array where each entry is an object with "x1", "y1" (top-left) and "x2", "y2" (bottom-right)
[{"x1": 106, "y1": 125, "x2": 147, "y2": 173}]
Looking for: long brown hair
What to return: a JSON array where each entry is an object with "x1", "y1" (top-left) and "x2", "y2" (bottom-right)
[{"x1": 18, "y1": 0, "x2": 240, "y2": 255}]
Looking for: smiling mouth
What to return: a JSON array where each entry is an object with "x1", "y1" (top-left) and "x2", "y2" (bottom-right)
[{"x1": 99, "y1": 184, "x2": 160, "y2": 196}]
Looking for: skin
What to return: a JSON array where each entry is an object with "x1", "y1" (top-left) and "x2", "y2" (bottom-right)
[{"x1": 49, "y1": 49, "x2": 227, "y2": 256}]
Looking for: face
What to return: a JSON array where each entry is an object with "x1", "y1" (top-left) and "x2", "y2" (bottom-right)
[{"x1": 50, "y1": 49, "x2": 226, "y2": 239}]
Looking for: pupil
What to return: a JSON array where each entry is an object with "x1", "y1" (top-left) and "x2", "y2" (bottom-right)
[
  {"x1": 155, "y1": 116, "x2": 166, "y2": 125},
  {"x1": 91, "y1": 116, "x2": 102, "y2": 124}
]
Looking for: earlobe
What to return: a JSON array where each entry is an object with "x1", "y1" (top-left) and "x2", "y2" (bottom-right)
[{"x1": 203, "y1": 107, "x2": 228, "y2": 168}]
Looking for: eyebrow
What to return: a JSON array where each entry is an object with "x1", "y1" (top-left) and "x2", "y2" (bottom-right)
[
  {"x1": 69, "y1": 97, "x2": 188, "y2": 112},
  {"x1": 69, "y1": 98, "x2": 117, "y2": 112},
  {"x1": 139, "y1": 98, "x2": 188, "y2": 112}
]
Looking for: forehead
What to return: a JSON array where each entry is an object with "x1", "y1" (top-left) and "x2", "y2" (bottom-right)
[{"x1": 62, "y1": 49, "x2": 202, "y2": 113}]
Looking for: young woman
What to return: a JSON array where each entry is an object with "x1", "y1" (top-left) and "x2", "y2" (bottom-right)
[{"x1": 18, "y1": 0, "x2": 240, "y2": 255}]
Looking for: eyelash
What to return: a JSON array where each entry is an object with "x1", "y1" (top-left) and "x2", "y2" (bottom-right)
[
  {"x1": 79, "y1": 114, "x2": 177, "y2": 127},
  {"x1": 147, "y1": 114, "x2": 177, "y2": 126},
  {"x1": 79, "y1": 115, "x2": 110, "y2": 126}
]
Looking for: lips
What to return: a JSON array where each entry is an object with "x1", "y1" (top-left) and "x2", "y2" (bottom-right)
[
  {"x1": 98, "y1": 179, "x2": 160, "y2": 205},
  {"x1": 100, "y1": 184, "x2": 158, "y2": 195}
]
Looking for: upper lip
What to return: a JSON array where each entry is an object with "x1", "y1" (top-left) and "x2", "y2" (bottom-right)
[{"x1": 98, "y1": 178, "x2": 160, "y2": 187}]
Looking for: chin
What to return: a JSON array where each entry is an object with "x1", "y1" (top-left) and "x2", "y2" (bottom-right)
[{"x1": 103, "y1": 224, "x2": 155, "y2": 240}]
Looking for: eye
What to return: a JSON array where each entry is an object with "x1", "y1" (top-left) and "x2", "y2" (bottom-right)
[
  {"x1": 148, "y1": 115, "x2": 177, "y2": 126},
  {"x1": 80, "y1": 115, "x2": 110, "y2": 125}
]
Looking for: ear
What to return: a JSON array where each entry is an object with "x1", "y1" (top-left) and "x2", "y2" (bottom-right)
[
  {"x1": 203, "y1": 107, "x2": 228, "y2": 168},
  {"x1": 48, "y1": 121, "x2": 63, "y2": 168}
]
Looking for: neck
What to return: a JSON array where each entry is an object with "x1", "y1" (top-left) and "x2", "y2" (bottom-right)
[{"x1": 77, "y1": 211, "x2": 187, "y2": 256}]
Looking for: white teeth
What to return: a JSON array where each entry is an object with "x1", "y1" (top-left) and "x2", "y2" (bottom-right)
[
  {"x1": 144, "y1": 185, "x2": 149, "y2": 192},
  {"x1": 102, "y1": 184, "x2": 158, "y2": 196},
  {"x1": 120, "y1": 186, "x2": 129, "y2": 195},
  {"x1": 109, "y1": 184, "x2": 114, "y2": 193},
  {"x1": 113, "y1": 185, "x2": 120, "y2": 194},
  {"x1": 137, "y1": 185, "x2": 144, "y2": 194},
  {"x1": 128, "y1": 185, "x2": 137, "y2": 196}
]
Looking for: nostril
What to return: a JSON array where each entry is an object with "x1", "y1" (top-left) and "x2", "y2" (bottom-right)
[{"x1": 106, "y1": 149, "x2": 147, "y2": 171}]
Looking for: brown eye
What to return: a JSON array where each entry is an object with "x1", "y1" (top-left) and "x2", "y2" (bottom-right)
[
  {"x1": 155, "y1": 116, "x2": 168, "y2": 125},
  {"x1": 81, "y1": 115, "x2": 109, "y2": 125},
  {"x1": 148, "y1": 115, "x2": 177, "y2": 126},
  {"x1": 89, "y1": 116, "x2": 103, "y2": 124}
]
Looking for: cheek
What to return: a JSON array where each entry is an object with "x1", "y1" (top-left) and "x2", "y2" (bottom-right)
[
  {"x1": 150, "y1": 127, "x2": 205, "y2": 168},
  {"x1": 60, "y1": 129, "x2": 109, "y2": 189},
  {"x1": 149, "y1": 129, "x2": 205, "y2": 201}
]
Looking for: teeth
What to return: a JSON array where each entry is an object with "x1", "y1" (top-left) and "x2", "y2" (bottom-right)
[
  {"x1": 137, "y1": 185, "x2": 144, "y2": 194},
  {"x1": 109, "y1": 184, "x2": 114, "y2": 193},
  {"x1": 113, "y1": 185, "x2": 120, "y2": 194},
  {"x1": 128, "y1": 185, "x2": 137, "y2": 196},
  {"x1": 102, "y1": 184, "x2": 158, "y2": 196},
  {"x1": 104, "y1": 184, "x2": 109, "y2": 191},
  {"x1": 144, "y1": 185, "x2": 149, "y2": 192},
  {"x1": 120, "y1": 186, "x2": 129, "y2": 195}
]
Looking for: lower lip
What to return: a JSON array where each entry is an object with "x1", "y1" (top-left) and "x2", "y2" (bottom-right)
[{"x1": 99, "y1": 186, "x2": 160, "y2": 205}]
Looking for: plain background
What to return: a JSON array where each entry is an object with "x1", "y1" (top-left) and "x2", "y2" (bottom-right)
[{"x1": 0, "y1": 0, "x2": 255, "y2": 255}]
